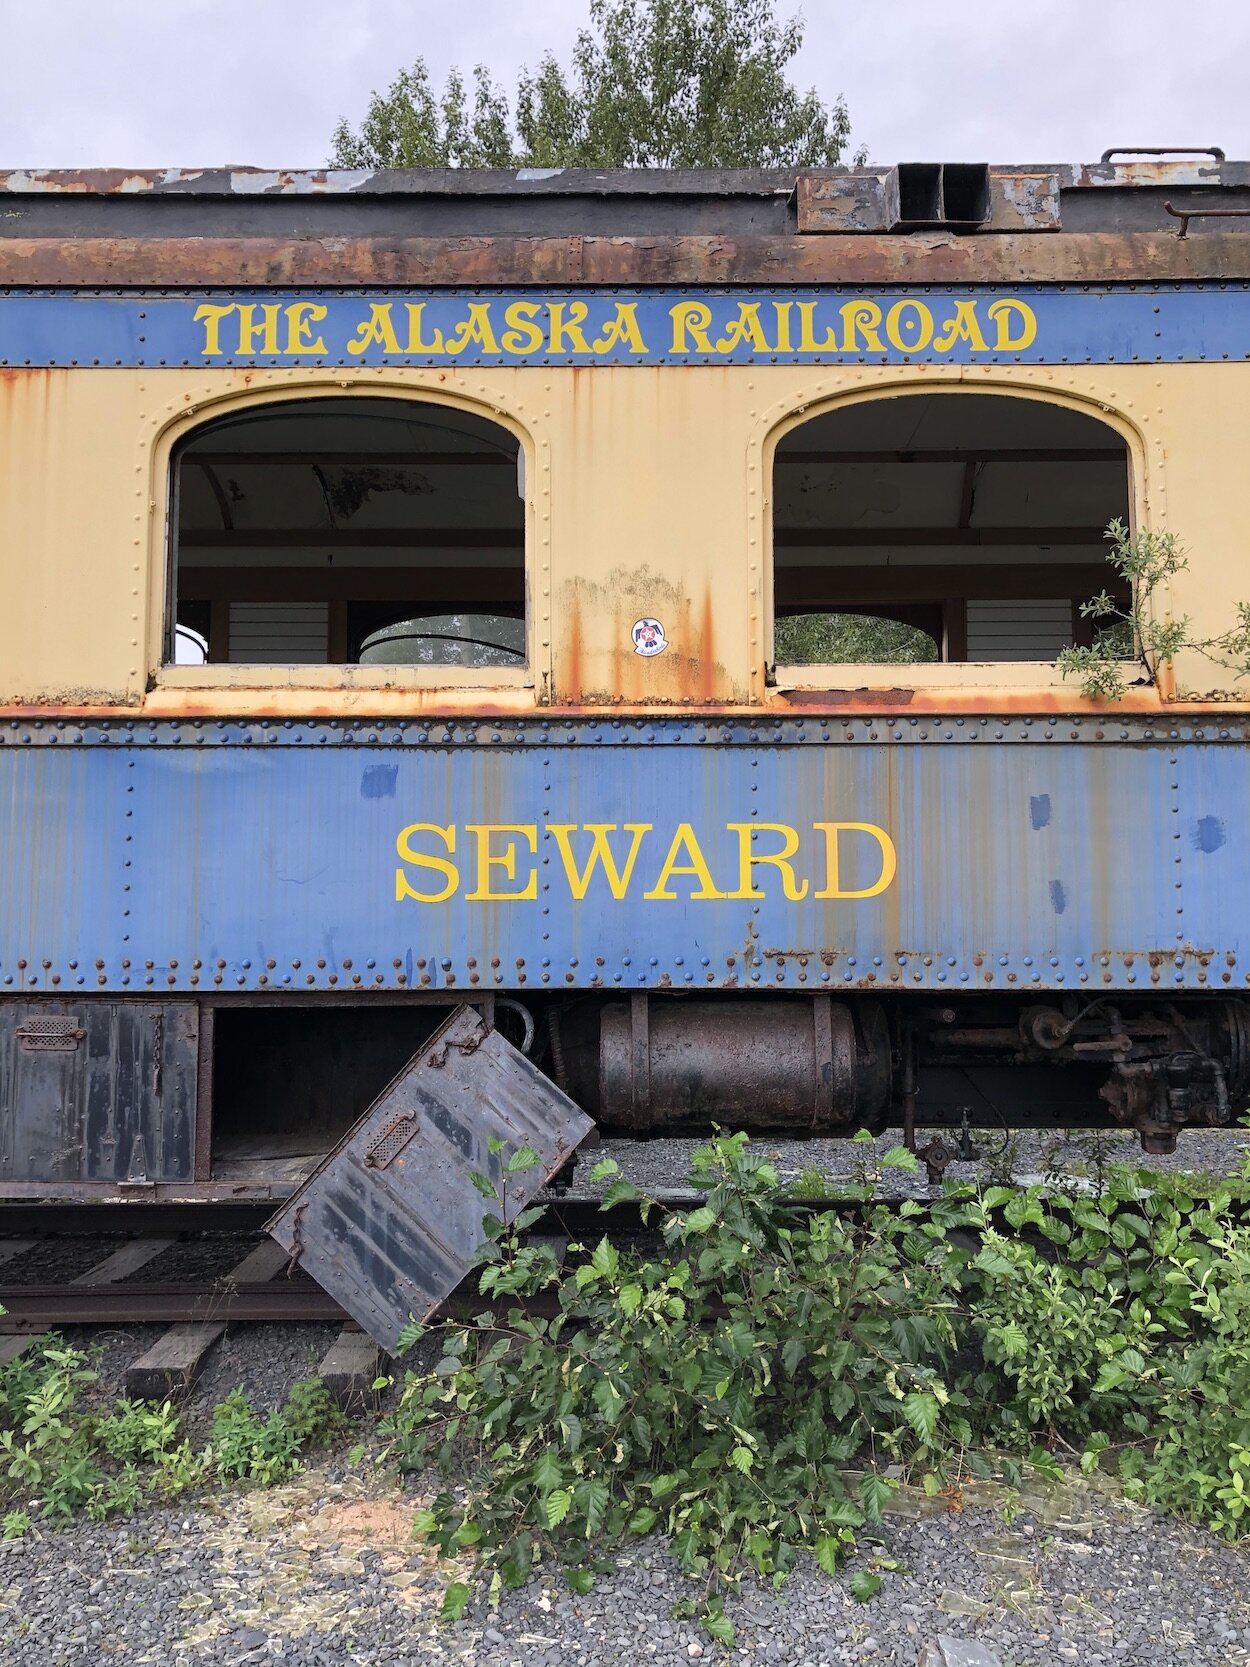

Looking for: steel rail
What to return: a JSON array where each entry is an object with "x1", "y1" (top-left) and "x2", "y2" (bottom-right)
[
  {"x1": 0, "y1": 1278, "x2": 572, "y2": 1331},
  {"x1": 0, "y1": 1280, "x2": 348, "y2": 1329}
]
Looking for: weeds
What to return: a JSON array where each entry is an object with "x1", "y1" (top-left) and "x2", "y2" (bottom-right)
[
  {"x1": 377, "y1": 1129, "x2": 1250, "y2": 1643},
  {"x1": 0, "y1": 1346, "x2": 343, "y2": 1532},
  {"x1": 9, "y1": 1130, "x2": 1250, "y2": 1648}
]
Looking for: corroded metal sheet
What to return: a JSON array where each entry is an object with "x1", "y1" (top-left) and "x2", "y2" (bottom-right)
[
  {"x1": 796, "y1": 171, "x2": 901, "y2": 233},
  {"x1": 0, "y1": 1000, "x2": 196, "y2": 1183},
  {"x1": 0, "y1": 716, "x2": 1247, "y2": 996},
  {"x1": 0, "y1": 167, "x2": 801, "y2": 197},
  {"x1": 265, "y1": 1004, "x2": 593, "y2": 1351},
  {"x1": 4, "y1": 231, "x2": 1250, "y2": 288}
]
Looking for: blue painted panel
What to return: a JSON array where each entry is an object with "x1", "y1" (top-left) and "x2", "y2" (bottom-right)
[
  {"x1": 0, "y1": 724, "x2": 1245, "y2": 995},
  {"x1": 1, "y1": 284, "x2": 1248, "y2": 368},
  {"x1": 1172, "y1": 745, "x2": 1250, "y2": 975},
  {"x1": 0, "y1": 749, "x2": 123, "y2": 978}
]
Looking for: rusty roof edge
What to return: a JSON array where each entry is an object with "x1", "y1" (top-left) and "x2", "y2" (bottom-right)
[
  {"x1": 0, "y1": 166, "x2": 799, "y2": 197},
  {"x1": 3, "y1": 230, "x2": 1250, "y2": 286},
  {"x1": 2, "y1": 161, "x2": 1249, "y2": 196}
]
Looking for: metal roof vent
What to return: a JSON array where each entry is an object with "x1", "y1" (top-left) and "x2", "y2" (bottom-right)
[
  {"x1": 797, "y1": 162, "x2": 1035, "y2": 234},
  {"x1": 897, "y1": 162, "x2": 991, "y2": 227}
]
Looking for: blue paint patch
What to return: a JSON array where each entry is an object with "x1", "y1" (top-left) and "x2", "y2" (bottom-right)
[
  {"x1": 1195, "y1": 815, "x2": 1226, "y2": 854},
  {"x1": 361, "y1": 764, "x2": 399, "y2": 800},
  {"x1": 1030, "y1": 794, "x2": 1051, "y2": 830},
  {"x1": 1049, "y1": 880, "x2": 1067, "y2": 915}
]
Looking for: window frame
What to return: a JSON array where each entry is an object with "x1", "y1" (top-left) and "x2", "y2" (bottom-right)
[
  {"x1": 151, "y1": 384, "x2": 538, "y2": 695},
  {"x1": 761, "y1": 383, "x2": 1146, "y2": 694}
]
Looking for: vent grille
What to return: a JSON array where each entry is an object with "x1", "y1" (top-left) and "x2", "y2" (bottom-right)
[
  {"x1": 16, "y1": 1016, "x2": 85, "y2": 1052},
  {"x1": 965, "y1": 599, "x2": 1074, "y2": 662},
  {"x1": 227, "y1": 602, "x2": 328, "y2": 664}
]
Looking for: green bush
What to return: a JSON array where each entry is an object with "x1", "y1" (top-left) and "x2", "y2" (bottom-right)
[
  {"x1": 965, "y1": 1166, "x2": 1250, "y2": 1539},
  {"x1": 384, "y1": 1132, "x2": 981, "y2": 1634},
  {"x1": 381, "y1": 1132, "x2": 1250, "y2": 1640}
]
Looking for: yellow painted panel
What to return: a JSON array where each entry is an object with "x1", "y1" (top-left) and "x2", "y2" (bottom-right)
[{"x1": 0, "y1": 359, "x2": 1247, "y2": 710}]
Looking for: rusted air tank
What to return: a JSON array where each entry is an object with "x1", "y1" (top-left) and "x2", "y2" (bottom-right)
[{"x1": 563, "y1": 997, "x2": 892, "y2": 1133}]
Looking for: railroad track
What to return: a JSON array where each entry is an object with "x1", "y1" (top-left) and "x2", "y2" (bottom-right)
[
  {"x1": 0, "y1": 1157, "x2": 1235, "y2": 1404},
  {"x1": 0, "y1": 1193, "x2": 694, "y2": 1327},
  {"x1": 0, "y1": 1187, "x2": 834, "y2": 1398}
]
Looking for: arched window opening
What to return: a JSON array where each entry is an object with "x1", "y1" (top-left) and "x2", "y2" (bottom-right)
[
  {"x1": 169, "y1": 398, "x2": 525, "y2": 669},
  {"x1": 772, "y1": 394, "x2": 1131, "y2": 668}
]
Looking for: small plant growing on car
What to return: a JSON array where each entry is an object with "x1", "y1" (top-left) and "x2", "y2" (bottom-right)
[{"x1": 1058, "y1": 517, "x2": 1250, "y2": 698}]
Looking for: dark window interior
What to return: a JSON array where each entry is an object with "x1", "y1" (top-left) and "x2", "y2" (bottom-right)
[
  {"x1": 773, "y1": 394, "x2": 1132, "y2": 665},
  {"x1": 169, "y1": 397, "x2": 525, "y2": 667}
]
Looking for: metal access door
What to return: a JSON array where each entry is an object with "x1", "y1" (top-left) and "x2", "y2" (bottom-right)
[
  {"x1": 0, "y1": 1001, "x2": 198, "y2": 1184},
  {"x1": 266, "y1": 1005, "x2": 594, "y2": 1352}
]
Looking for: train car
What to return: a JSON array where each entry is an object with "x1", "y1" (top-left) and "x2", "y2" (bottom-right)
[{"x1": 2, "y1": 152, "x2": 1249, "y2": 1210}]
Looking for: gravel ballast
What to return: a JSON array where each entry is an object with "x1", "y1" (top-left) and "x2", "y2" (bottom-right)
[
  {"x1": 5, "y1": 1125, "x2": 1250, "y2": 1662},
  {"x1": 3, "y1": 1463, "x2": 1249, "y2": 1667},
  {"x1": 556, "y1": 1124, "x2": 1250, "y2": 1202}
]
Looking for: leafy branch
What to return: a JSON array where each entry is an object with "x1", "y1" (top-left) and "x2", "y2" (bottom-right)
[{"x1": 1057, "y1": 518, "x2": 1250, "y2": 699}]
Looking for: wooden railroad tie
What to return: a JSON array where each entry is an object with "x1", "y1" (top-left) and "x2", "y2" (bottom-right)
[{"x1": 125, "y1": 1238, "x2": 291, "y2": 1401}]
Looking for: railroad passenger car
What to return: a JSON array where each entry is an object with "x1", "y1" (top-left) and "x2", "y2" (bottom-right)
[{"x1": 2, "y1": 152, "x2": 1249, "y2": 1205}]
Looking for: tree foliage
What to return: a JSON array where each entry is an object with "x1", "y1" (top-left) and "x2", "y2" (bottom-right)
[
  {"x1": 331, "y1": 0, "x2": 854, "y2": 170},
  {"x1": 775, "y1": 611, "x2": 940, "y2": 667}
]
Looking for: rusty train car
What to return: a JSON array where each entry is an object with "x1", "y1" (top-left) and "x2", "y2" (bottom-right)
[{"x1": 2, "y1": 151, "x2": 1250, "y2": 1206}]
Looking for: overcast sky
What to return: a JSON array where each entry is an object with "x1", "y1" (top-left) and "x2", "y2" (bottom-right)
[{"x1": 1, "y1": 0, "x2": 1247, "y2": 169}]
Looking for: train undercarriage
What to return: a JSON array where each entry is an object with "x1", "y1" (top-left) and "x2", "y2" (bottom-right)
[{"x1": 3, "y1": 990, "x2": 1247, "y2": 1201}]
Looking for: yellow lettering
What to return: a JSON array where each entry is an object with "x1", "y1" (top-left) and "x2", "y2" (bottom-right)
[
  {"x1": 501, "y1": 300, "x2": 544, "y2": 355},
  {"x1": 813, "y1": 822, "x2": 897, "y2": 899},
  {"x1": 591, "y1": 301, "x2": 648, "y2": 355},
  {"x1": 773, "y1": 300, "x2": 794, "y2": 353},
  {"x1": 724, "y1": 823, "x2": 809, "y2": 901},
  {"x1": 548, "y1": 824, "x2": 653, "y2": 900},
  {"x1": 839, "y1": 300, "x2": 885, "y2": 353},
  {"x1": 798, "y1": 301, "x2": 839, "y2": 352},
  {"x1": 404, "y1": 302, "x2": 445, "y2": 353},
  {"x1": 987, "y1": 297, "x2": 1037, "y2": 352},
  {"x1": 445, "y1": 301, "x2": 500, "y2": 356},
  {"x1": 643, "y1": 823, "x2": 727, "y2": 900},
  {"x1": 282, "y1": 301, "x2": 328, "y2": 355},
  {"x1": 193, "y1": 303, "x2": 237, "y2": 357},
  {"x1": 346, "y1": 302, "x2": 401, "y2": 355},
  {"x1": 669, "y1": 301, "x2": 714, "y2": 353},
  {"x1": 465, "y1": 824, "x2": 538, "y2": 902},
  {"x1": 233, "y1": 303, "x2": 283, "y2": 356},
  {"x1": 714, "y1": 301, "x2": 772, "y2": 355},
  {"x1": 395, "y1": 824, "x2": 459, "y2": 904},
  {"x1": 885, "y1": 299, "x2": 934, "y2": 354},
  {"x1": 548, "y1": 301, "x2": 592, "y2": 354},
  {"x1": 933, "y1": 300, "x2": 989, "y2": 353}
]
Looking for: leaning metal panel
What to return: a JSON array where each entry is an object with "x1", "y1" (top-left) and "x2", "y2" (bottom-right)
[
  {"x1": 266, "y1": 1004, "x2": 593, "y2": 1352},
  {"x1": 0, "y1": 717, "x2": 1246, "y2": 996}
]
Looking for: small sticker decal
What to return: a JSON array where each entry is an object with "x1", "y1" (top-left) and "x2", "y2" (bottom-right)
[{"x1": 631, "y1": 617, "x2": 668, "y2": 657}]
